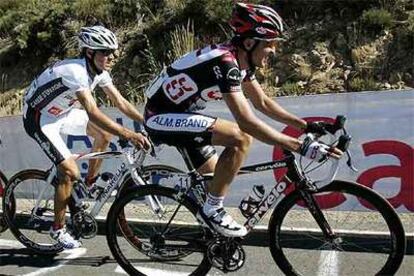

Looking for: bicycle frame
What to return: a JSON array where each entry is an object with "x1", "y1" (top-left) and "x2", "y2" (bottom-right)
[
  {"x1": 221, "y1": 151, "x2": 337, "y2": 239},
  {"x1": 32, "y1": 147, "x2": 152, "y2": 221},
  {"x1": 157, "y1": 149, "x2": 338, "y2": 237},
  {"x1": 239, "y1": 155, "x2": 297, "y2": 231}
]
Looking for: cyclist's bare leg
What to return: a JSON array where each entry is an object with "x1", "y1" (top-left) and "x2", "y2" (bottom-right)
[
  {"x1": 196, "y1": 154, "x2": 219, "y2": 191},
  {"x1": 197, "y1": 154, "x2": 218, "y2": 174},
  {"x1": 85, "y1": 122, "x2": 113, "y2": 186},
  {"x1": 55, "y1": 158, "x2": 80, "y2": 227},
  {"x1": 196, "y1": 118, "x2": 251, "y2": 236},
  {"x1": 209, "y1": 118, "x2": 252, "y2": 196}
]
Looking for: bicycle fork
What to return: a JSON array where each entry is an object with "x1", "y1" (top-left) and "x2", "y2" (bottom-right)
[
  {"x1": 31, "y1": 169, "x2": 56, "y2": 221},
  {"x1": 131, "y1": 171, "x2": 166, "y2": 217},
  {"x1": 299, "y1": 190, "x2": 340, "y2": 244}
]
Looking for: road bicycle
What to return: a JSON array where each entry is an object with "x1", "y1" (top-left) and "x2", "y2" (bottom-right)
[
  {"x1": 0, "y1": 136, "x2": 9, "y2": 233},
  {"x1": 105, "y1": 116, "x2": 406, "y2": 275},
  {"x1": 2, "y1": 139, "x2": 159, "y2": 254},
  {"x1": 0, "y1": 169, "x2": 8, "y2": 233}
]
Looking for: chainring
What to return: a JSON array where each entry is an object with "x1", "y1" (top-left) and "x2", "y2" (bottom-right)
[
  {"x1": 72, "y1": 211, "x2": 98, "y2": 239},
  {"x1": 207, "y1": 238, "x2": 245, "y2": 272}
]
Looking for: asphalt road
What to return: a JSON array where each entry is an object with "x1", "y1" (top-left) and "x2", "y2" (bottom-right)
[{"x1": 1, "y1": 230, "x2": 413, "y2": 276}]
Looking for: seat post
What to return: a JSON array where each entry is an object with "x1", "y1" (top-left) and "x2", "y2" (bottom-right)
[{"x1": 176, "y1": 147, "x2": 197, "y2": 171}]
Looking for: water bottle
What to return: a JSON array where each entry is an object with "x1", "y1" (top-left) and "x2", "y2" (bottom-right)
[
  {"x1": 239, "y1": 185, "x2": 265, "y2": 218},
  {"x1": 89, "y1": 172, "x2": 114, "y2": 199},
  {"x1": 94, "y1": 172, "x2": 113, "y2": 189}
]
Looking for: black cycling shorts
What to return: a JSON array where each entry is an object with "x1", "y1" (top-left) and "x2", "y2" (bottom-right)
[{"x1": 144, "y1": 112, "x2": 217, "y2": 170}]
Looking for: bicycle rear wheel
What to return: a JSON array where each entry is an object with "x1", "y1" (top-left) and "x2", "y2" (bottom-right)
[
  {"x1": 0, "y1": 170, "x2": 8, "y2": 233},
  {"x1": 142, "y1": 164, "x2": 185, "y2": 186},
  {"x1": 3, "y1": 169, "x2": 63, "y2": 254},
  {"x1": 269, "y1": 180, "x2": 405, "y2": 275},
  {"x1": 116, "y1": 165, "x2": 185, "y2": 199},
  {"x1": 115, "y1": 166, "x2": 196, "y2": 261},
  {"x1": 106, "y1": 185, "x2": 212, "y2": 276}
]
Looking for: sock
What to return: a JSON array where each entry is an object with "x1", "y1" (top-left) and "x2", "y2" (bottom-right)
[
  {"x1": 52, "y1": 223, "x2": 64, "y2": 231},
  {"x1": 203, "y1": 193, "x2": 224, "y2": 217}
]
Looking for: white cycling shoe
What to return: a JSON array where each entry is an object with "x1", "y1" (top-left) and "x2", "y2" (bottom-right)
[
  {"x1": 49, "y1": 226, "x2": 82, "y2": 249},
  {"x1": 197, "y1": 207, "x2": 247, "y2": 237}
]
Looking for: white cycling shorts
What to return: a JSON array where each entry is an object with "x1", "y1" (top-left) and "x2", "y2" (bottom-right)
[{"x1": 23, "y1": 106, "x2": 89, "y2": 164}]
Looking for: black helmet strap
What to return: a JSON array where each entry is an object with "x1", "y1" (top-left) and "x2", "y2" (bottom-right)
[{"x1": 248, "y1": 40, "x2": 259, "y2": 71}]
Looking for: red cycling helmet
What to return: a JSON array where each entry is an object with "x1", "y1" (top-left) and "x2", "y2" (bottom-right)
[{"x1": 229, "y1": 2, "x2": 285, "y2": 41}]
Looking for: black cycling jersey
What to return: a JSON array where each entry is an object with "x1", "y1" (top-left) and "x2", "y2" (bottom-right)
[
  {"x1": 144, "y1": 43, "x2": 255, "y2": 116},
  {"x1": 144, "y1": 43, "x2": 255, "y2": 170}
]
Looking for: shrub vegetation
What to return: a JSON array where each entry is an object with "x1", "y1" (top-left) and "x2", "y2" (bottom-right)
[{"x1": 0, "y1": 0, "x2": 412, "y2": 115}]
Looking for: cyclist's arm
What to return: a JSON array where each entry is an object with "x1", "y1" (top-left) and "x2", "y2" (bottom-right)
[
  {"x1": 76, "y1": 89, "x2": 135, "y2": 139},
  {"x1": 102, "y1": 84, "x2": 144, "y2": 123},
  {"x1": 223, "y1": 92, "x2": 301, "y2": 152},
  {"x1": 242, "y1": 79, "x2": 306, "y2": 130}
]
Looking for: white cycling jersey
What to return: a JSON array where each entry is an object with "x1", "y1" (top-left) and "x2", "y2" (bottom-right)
[{"x1": 24, "y1": 58, "x2": 112, "y2": 117}]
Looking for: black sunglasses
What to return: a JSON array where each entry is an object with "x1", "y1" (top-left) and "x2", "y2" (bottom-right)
[{"x1": 97, "y1": 49, "x2": 117, "y2": 57}]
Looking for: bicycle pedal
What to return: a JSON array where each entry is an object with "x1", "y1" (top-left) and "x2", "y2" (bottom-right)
[{"x1": 81, "y1": 202, "x2": 90, "y2": 210}]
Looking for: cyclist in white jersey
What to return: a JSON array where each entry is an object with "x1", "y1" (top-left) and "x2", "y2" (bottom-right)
[
  {"x1": 23, "y1": 25, "x2": 150, "y2": 249},
  {"x1": 144, "y1": 3, "x2": 343, "y2": 237}
]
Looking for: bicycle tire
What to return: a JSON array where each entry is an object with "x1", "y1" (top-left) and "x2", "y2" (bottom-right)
[
  {"x1": 3, "y1": 169, "x2": 64, "y2": 254},
  {"x1": 268, "y1": 180, "x2": 406, "y2": 275},
  {"x1": 0, "y1": 170, "x2": 8, "y2": 233},
  {"x1": 106, "y1": 185, "x2": 212, "y2": 276},
  {"x1": 115, "y1": 165, "x2": 192, "y2": 256}
]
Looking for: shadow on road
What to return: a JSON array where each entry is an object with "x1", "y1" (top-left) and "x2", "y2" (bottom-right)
[{"x1": 0, "y1": 248, "x2": 114, "y2": 267}]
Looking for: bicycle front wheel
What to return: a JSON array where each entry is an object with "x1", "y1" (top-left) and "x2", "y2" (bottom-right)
[
  {"x1": 269, "y1": 180, "x2": 405, "y2": 275},
  {"x1": 106, "y1": 185, "x2": 212, "y2": 276},
  {"x1": 3, "y1": 169, "x2": 63, "y2": 254},
  {"x1": 0, "y1": 170, "x2": 8, "y2": 233}
]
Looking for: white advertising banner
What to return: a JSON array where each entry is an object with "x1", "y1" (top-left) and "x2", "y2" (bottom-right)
[{"x1": 0, "y1": 90, "x2": 413, "y2": 212}]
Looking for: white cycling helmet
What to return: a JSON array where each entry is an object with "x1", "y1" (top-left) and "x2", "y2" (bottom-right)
[{"x1": 78, "y1": 26, "x2": 118, "y2": 51}]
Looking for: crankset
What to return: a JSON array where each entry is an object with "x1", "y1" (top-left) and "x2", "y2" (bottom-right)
[
  {"x1": 72, "y1": 211, "x2": 98, "y2": 239},
  {"x1": 207, "y1": 237, "x2": 246, "y2": 272}
]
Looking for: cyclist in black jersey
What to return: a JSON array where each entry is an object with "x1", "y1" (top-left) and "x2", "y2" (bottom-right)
[{"x1": 144, "y1": 3, "x2": 343, "y2": 237}]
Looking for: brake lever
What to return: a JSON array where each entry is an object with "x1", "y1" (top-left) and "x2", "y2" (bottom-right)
[
  {"x1": 149, "y1": 145, "x2": 157, "y2": 158},
  {"x1": 345, "y1": 149, "x2": 358, "y2": 172},
  {"x1": 145, "y1": 138, "x2": 157, "y2": 158}
]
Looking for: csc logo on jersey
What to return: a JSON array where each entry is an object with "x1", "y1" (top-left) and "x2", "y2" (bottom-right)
[
  {"x1": 226, "y1": 68, "x2": 241, "y2": 83},
  {"x1": 213, "y1": 66, "x2": 223, "y2": 79},
  {"x1": 162, "y1": 73, "x2": 198, "y2": 104},
  {"x1": 200, "y1": 86, "x2": 222, "y2": 101}
]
